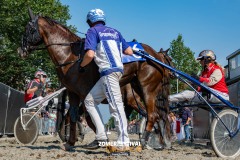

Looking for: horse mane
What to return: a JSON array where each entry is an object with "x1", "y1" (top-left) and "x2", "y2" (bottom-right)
[
  {"x1": 42, "y1": 16, "x2": 80, "y2": 40},
  {"x1": 140, "y1": 43, "x2": 157, "y2": 53}
]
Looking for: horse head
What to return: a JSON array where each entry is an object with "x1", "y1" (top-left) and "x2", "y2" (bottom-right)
[
  {"x1": 17, "y1": 8, "x2": 43, "y2": 58},
  {"x1": 158, "y1": 48, "x2": 175, "y2": 78},
  {"x1": 158, "y1": 48, "x2": 172, "y2": 66},
  {"x1": 18, "y1": 8, "x2": 84, "y2": 74}
]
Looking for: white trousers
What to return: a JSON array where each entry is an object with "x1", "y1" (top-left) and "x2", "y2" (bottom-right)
[
  {"x1": 84, "y1": 72, "x2": 129, "y2": 144},
  {"x1": 169, "y1": 89, "x2": 229, "y2": 104}
]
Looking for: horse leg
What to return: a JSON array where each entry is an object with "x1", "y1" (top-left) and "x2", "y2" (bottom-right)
[
  {"x1": 62, "y1": 91, "x2": 80, "y2": 151},
  {"x1": 81, "y1": 103, "x2": 96, "y2": 133},
  {"x1": 56, "y1": 89, "x2": 67, "y2": 135},
  {"x1": 129, "y1": 81, "x2": 154, "y2": 148},
  {"x1": 158, "y1": 119, "x2": 171, "y2": 149},
  {"x1": 141, "y1": 96, "x2": 158, "y2": 149}
]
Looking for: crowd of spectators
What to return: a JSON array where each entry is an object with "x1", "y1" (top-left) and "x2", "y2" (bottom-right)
[
  {"x1": 168, "y1": 108, "x2": 193, "y2": 143},
  {"x1": 37, "y1": 109, "x2": 57, "y2": 136}
]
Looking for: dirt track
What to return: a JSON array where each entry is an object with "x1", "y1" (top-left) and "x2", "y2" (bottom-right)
[{"x1": 0, "y1": 131, "x2": 231, "y2": 160}]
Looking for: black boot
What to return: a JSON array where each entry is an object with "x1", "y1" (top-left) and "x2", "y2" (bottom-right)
[{"x1": 82, "y1": 139, "x2": 108, "y2": 150}]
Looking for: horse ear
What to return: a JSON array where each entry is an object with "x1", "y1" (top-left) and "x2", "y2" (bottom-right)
[
  {"x1": 159, "y1": 48, "x2": 163, "y2": 53},
  {"x1": 28, "y1": 8, "x2": 35, "y2": 20},
  {"x1": 166, "y1": 48, "x2": 170, "y2": 53}
]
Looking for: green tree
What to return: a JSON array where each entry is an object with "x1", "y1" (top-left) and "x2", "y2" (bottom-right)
[
  {"x1": 168, "y1": 34, "x2": 201, "y2": 93},
  {"x1": 129, "y1": 110, "x2": 139, "y2": 121},
  {"x1": 107, "y1": 116, "x2": 115, "y2": 129},
  {"x1": 0, "y1": 0, "x2": 76, "y2": 90}
]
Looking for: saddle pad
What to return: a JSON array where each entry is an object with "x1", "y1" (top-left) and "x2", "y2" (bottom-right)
[{"x1": 122, "y1": 42, "x2": 146, "y2": 64}]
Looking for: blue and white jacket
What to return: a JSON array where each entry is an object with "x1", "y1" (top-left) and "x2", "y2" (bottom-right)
[{"x1": 84, "y1": 24, "x2": 129, "y2": 77}]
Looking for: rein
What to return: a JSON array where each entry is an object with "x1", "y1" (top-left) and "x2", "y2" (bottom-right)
[
  {"x1": 31, "y1": 42, "x2": 73, "y2": 50},
  {"x1": 29, "y1": 41, "x2": 84, "y2": 68},
  {"x1": 24, "y1": 15, "x2": 85, "y2": 68},
  {"x1": 131, "y1": 86, "x2": 147, "y2": 117}
]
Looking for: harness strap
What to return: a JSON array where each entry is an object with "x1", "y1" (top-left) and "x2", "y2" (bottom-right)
[
  {"x1": 55, "y1": 58, "x2": 82, "y2": 68},
  {"x1": 131, "y1": 85, "x2": 147, "y2": 117},
  {"x1": 29, "y1": 41, "x2": 84, "y2": 68}
]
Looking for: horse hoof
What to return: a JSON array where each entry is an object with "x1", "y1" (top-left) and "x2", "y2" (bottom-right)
[
  {"x1": 61, "y1": 143, "x2": 73, "y2": 151},
  {"x1": 140, "y1": 139, "x2": 147, "y2": 149},
  {"x1": 154, "y1": 145, "x2": 164, "y2": 151}
]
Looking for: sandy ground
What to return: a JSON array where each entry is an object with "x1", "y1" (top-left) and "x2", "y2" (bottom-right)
[{"x1": 0, "y1": 131, "x2": 234, "y2": 160}]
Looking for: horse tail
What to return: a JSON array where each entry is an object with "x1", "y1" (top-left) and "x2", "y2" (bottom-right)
[{"x1": 156, "y1": 79, "x2": 171, "y2": 145}]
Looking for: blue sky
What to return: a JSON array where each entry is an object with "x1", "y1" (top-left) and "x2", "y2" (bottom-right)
[
  {"x1": 60, "y1": 0, "x2": 240, "y2": 67},
  {"x1": 59, "y1": 0, "x2": 240, "y2": 123}
]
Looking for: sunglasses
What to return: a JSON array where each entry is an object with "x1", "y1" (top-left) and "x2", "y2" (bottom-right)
[{"x1": 41, "y1": 75, "x2": 47, "y2": 78}]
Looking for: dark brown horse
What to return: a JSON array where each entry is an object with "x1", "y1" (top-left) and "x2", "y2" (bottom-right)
[
  {"x1": 18, "y1": 10, "x2": 172, "y2": 149},
  {"x1": 59, "y1": 48, "x2": 173, "y2": 147}
]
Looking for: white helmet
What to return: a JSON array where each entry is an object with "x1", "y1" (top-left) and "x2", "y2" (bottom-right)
[
  {"x1": 34, "y1": 70, "x2": 47, "y2": 78},
  {"x1": 197, "y1": 50, "x2": 216, "y2": 61},
  {"x1": 86, "y1": 9, "x2": 106, "y2": 25}
]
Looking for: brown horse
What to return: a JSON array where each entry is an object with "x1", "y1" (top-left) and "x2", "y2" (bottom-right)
[
  {"x1": 59, "y1": 47, "x2": 173, "y2": 147},
  {"x1": 122, "y1": 48, "x2": 172, "y2": 118},
  {"x1": 18, "y1": 10, "x2": 172, "y2": 149},
  {"x1": 120, "y1": 48, "x2": 173, "y2": 147}
]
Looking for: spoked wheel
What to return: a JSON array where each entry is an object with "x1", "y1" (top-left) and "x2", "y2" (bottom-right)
[
  {"x1": 211, "y1": 109, "x2": 240, "y2": 158},
  {"x1": 14, "y1": 113, "x2": 39, "y2": 145}
]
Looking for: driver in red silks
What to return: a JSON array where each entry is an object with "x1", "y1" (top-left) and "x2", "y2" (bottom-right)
[{"x1": 169, "y1": 50, "x2": 229, "y2": 104}]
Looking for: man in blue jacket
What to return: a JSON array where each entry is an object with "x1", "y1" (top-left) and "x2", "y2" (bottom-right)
[{"x1": 79, "y1": 9, "x2": 133, "y2": 151}]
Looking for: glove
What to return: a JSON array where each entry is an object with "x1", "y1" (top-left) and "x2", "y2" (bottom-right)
[
  {"x1": 79, "y1": 66, "x2": 85, "y2": 73},
  {"x1": 199, "y1": 77, "x2": 210, "y2": 83}
]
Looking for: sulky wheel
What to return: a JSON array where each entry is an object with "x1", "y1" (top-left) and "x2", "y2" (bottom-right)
[
  {"x1": 14, "y1": 113, "x2": 39, "y2": 145},
  {"x1": 210, "y1": 109, "x2": 240, "y2": 158}
]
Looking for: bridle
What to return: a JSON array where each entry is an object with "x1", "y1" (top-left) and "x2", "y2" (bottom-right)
[
  {"x1": 21, "y1": 16, "x2": 85, "y2": 68},
  {"x1": 159, "y1": 50, "x2": 175, "y2": 79}
]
